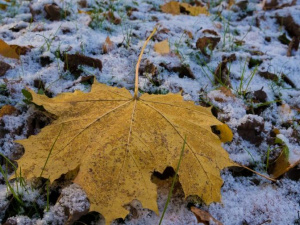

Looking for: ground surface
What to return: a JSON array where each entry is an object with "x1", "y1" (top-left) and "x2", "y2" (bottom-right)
[{"x1": 0, "y1": 0, "x2": 300, "y2": 224}]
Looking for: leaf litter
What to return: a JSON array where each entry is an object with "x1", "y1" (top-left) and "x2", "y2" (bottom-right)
[{"x1": 0, "y1": 0, "x2": 300, "y2": 224}]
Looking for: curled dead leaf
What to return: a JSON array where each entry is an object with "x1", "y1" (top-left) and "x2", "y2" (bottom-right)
[
  {"x1": 0, "y1": 61, "x2": 12, "y2": 76},
  {"x1": 268, "y1": 135, "x2": 300, "y2": 179},
  {"x1": 213, "y1": 54, "x2": 236, "y2": 87},
  {"x1": 191, "y1": 206, "x2": 223, "y2": 225},
  {"x1": 102, "y1": 36, "x2": 114, "y2": 54},
  {"x1": 196, "y1": 36, "x2": 220, "y2": 56}
]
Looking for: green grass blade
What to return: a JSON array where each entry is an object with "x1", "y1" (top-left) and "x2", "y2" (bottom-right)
[{"x1": 158, "y1": 136, "x2": 186, "y2": 225}]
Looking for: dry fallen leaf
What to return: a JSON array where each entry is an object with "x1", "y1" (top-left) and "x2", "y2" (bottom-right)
[
  {"x1": 0, "y1": 39, "x2": 20, "y2": 59},
  {"x1": 0, "y1": 105, "x2": 17, "y2": 118},
  {"x1": 180, "y1": 2, "x2": 209, "y2": 16},
  {"x1": 161, "y1": 1, "x2": 209, "y2": 16},
  {"x1": 15, "y1": 28, "x2": 235, "y2": 225},
  {"x1": 161, "y1": 1, "x2": 180, "y2": 15},
  {"x1": 269, "y1": 136, "x2": 300, "y2": 178},
  {"x1": 191, "y1": 206, "x2": 223, "y2": 225},
  {"x1": 0, "y1": 0, "x2": 9, "y2": 10},
  {"x1": 227, "y1": 0, "x2": 235, "y2": 9},
  {"x1": 154, "y1": 39, "x2": 170, "y2": 55},
  {"x1": 0, "y1": 61, "x2": 12, "y2": 76}
]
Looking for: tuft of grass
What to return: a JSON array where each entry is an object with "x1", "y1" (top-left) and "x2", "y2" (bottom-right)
[
  {"x1": 159, "y1": 137, "x2": 186, "y2": 225},
  {"x1": 236, "y1": 60, "x2": 258, "y2": 97}
]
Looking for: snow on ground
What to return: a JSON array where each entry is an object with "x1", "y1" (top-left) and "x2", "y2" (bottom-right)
[{"x1": 0, "y1": 0, "x2": 300, "y2": 224}]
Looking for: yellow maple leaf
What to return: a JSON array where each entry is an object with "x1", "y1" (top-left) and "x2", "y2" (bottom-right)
[
  {"x1": 154, "y1": 39, "x2": 170, "y2": 55},
  {"x1": 15, "y1": 28, "x2": 235, "y2": 224},
  {"x1": 0, "y1": 39, "x2": 20, "y2": 59}
]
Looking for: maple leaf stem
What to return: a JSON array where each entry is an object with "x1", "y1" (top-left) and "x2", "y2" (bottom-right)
[
  {"x1": 134, "y1": 27, "x2": 157, "y2": 99},
  {"x1": 239, "y1": 164, "x2": 277, "y2": 182}
]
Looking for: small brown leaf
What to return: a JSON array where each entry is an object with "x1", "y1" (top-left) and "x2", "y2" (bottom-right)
[
  {"x1": 269, "y1": 136, "x2": 300, "y2": 179},
  {"x1": 105, "y1": 11, "x2": 121, "y2": 25},
  {"x1": 10, "y1": 45, "x2": 32, "y2": 55},
  {"x1": 196, "y1": 36, "x2": 220, "y2": 56},
  {"x1": 287, "y1": 36, "x2": 299, "y2": 57},
  {"x1": 275, "y1": 15, "x2": 300, "y2": 37},
  {"x1": 102, "y1": 36, "x2": 114, "y2": 54},
  {"x1": 154, "y1": 39, "x2": 170, "y2": 55},
  {"x1": 0, "y1": 105, "x2": 17, "y2": 118},
  {"x1": 213, "y1": 55, "x2": 235, "y2": 87},
  {"x1": 184, "y1": 30, "x2": 193, "y2": 39},
  {"x1": 0, "y1": 61, "x2": 12, "y2": 76},
  {"x1": 64, "y1": 53, "x2": 102, "y2": 74},
  {"x1": 258, "y1": 71, "x2": 279, "y2": 82},
  {"x1": 191, "y1": 206, "x2": 223, "y2": 225},
  {"x1": 44, "y1": 3, "x2": 61, "y2": 21},
  {"x1": 0, "y1": 39, "x2": 20, "y2": 59},
  {"x1": 78, "y1": 0, "x2": 87, "y2": 8}
]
